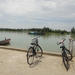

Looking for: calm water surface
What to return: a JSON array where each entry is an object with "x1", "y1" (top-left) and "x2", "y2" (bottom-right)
[{"x1": 0, "y1": 31, "x2": 75, "y2": 56}]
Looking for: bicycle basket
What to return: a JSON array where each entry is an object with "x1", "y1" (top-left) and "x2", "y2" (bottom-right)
[{"x1": 32, "y1": 38, "x2": 38, "y2": 44}]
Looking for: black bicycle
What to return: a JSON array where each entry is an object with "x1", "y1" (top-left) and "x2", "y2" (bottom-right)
[
  {"x1": 27, "y1": 37, "x2": 43, "y2": 65},
  {"x1": 57, "y1": 39, "x2": 73, "y2": 71}
]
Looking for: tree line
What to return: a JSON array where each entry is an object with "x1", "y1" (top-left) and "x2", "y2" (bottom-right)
[{"x1": 0, "y1": 27, "x2": 75, "y2": 34}]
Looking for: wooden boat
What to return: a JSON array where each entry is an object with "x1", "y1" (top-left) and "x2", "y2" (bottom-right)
[
  {"x1": 28, "y1": 31, "x2": 45, "y2": 35},
  {"x1": 0, "y1": 39, "x2": 11, "y2": 45}
]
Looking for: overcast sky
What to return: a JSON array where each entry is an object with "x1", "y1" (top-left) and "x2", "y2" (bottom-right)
[{"x1": 0, "y1": 0, "x2": 75, "y2": 30}]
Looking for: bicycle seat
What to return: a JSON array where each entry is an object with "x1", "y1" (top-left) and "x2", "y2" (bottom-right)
[
  {"x1": 31, "y1": 43, "x2": 36, "y2": 45},
  {"x1": 60, "y1": 46, "x2": 65, "y2": 49}
]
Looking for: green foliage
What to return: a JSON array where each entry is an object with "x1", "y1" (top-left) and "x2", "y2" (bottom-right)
[
  {"x1": 0, "y1": 28, "x2": 27, "y2": 32},
  {"x1": 42, "y1": 27, "x2": 50, "y2": 32},
  {"x1": 0, "y1": 27, "x2": 69, "y2": 34},
  {"x1": 71, "y1": 27, "x2": 75, "y2": 34}
]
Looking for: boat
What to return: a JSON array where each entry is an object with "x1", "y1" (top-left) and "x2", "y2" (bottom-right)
[
  {"x1": 28, "y1": 31, "x2": 45, "y2": 35},
  {"x1": 0, "y1": 38, "x2": 11, "y2": 45}
]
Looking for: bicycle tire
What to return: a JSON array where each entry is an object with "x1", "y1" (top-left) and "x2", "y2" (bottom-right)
[
  {"x1": 27, "y1": 47, "x2": 34, "y2": 65},
  {"x1": 63, "y1": 56, "x2": 69, "y2": 71},
  {"x1": 35, "y1": 45, "x2": 43, "y2": 57},
  {"x1": 65, "y1": 49, "x2": 73, "y2": 61}
]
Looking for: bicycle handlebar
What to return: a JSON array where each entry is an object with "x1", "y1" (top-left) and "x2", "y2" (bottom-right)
[
  {"x1": 32, "y1": 36, "x2": 40, "y2": 40},
  {"x1": 57, "y1": 38, "x2": 66, "y2": 45}
]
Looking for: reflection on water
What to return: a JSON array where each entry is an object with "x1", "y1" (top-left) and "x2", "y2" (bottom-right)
[
  {"x1": 71, "y1": 34, "x2": 75, "y2": 40},
  {"x1": 0, "y1": 31, "x2": 75, "y2": 56}
]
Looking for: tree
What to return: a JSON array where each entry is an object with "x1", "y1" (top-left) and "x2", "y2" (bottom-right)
[{"x1": 71, "y1": 27, "x2": 75, "y2": 34}]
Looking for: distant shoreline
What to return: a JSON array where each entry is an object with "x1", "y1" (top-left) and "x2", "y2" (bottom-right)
[{"x1": 0, "y1": 27, "x2": 74, "y2": 34}]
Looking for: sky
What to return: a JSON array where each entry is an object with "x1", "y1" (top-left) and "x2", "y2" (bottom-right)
[{"x1": 0, "y1": 0, "x2": 75, "y2": 31}]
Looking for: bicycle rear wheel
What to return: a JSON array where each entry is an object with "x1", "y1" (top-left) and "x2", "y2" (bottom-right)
[
  {"x1": 35, "y1": 45, "x2": 43, "y2": 57},
  {"x1": 27, "y1": 47, "x2": 34, "y2": 65}
]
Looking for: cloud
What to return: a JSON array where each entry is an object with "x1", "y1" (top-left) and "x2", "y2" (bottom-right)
[
  {"x1": 37, "y1": 0, "x2": 75, "y2": 18},
  {"x1": 0, "y1": 0, "x2": 75, "y2": 29},
  {"x1": 0, "y1": 0, "x2": 36, "y2": 15},
  {"x1": 0, "y1": 0, "x2": 75, "y2": 17}
]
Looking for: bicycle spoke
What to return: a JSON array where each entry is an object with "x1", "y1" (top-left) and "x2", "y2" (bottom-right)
[
  {"x1": 27, "y1": 47, "x2": 34, "y2": 65},
  {"x1": 36, "y1": 45, "x2": 43, "y2": 57}
]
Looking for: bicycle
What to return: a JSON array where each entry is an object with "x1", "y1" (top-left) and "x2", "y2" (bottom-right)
[
  {"x1": 57, "y1": 38, "x2": 73, "y2": 71},
  {"x1": 27, "y1": 37, "x2": 43, "y2": 65},
  {"x1": 69, "y1": 37, "x2": 75, "y2": 56}
]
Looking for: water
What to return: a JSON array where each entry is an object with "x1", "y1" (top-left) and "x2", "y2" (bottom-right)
[{"x1": 0, "y1": 31, "x2": 75, "y2": 56}]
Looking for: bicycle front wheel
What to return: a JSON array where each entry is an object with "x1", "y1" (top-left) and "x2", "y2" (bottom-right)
[
  {"x1": 35, "y1": 45, "x2": 43, "y2": 57},
  {"x1": 63, "y1": 56, "x2": 69, "y2": 71},
  {"x1": 65, "y1": 49, "x2": 73, "y2": 61},
  {"x1": 27, "y1": 47, "x2": 34, "y2": 65}
]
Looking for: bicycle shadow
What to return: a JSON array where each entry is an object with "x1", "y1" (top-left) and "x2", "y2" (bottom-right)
[
  {"x1": 29, "y1": 56, "x2": 43, "y2": 68},
  {"x1": 62, "y1": 58, "x2": 75, "y2": 71},
  {"x1": 69, "y1": 59, "x2": 75, "y2": 71}
]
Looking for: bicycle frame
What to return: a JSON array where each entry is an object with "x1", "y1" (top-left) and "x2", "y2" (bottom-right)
[{"x1": 30, "y1": 37, "x2": 39, "y2": 55}]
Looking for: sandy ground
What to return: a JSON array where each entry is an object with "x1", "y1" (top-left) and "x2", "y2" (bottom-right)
[{"x1": 0, "y1": 48, "x2": 75, "y2": 75}]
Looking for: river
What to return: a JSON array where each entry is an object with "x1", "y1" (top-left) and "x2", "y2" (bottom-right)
[{"x1": 0, "y1": 31, "x2": 75, "y2": 56}]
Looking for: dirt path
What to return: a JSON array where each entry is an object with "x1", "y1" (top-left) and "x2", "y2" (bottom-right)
[{"x1": 0, "y1": 48, "x2": 75, "y2": 75}]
